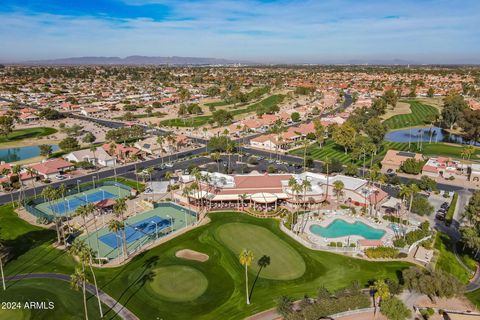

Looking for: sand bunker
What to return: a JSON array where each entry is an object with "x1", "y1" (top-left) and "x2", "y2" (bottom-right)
[{"x1": 175, "y1": 249, "x2": 209, "y2": 262}]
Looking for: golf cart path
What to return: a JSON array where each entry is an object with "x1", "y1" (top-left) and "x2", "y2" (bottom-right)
[{"x1": 5, "y1": 273, "x2": 139, "y2": 320}]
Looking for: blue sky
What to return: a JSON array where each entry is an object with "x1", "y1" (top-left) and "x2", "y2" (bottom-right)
[{"x1": 1, "y1": 0, "x2": 479, "y2": 63}]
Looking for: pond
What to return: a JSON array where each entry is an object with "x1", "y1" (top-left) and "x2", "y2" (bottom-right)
[
  {"x1": 0, "y1": 144, "x2": 59, "y2": 163},
  {"x1": 385, "y1": 126, "x2": 478, "y2": 146}
]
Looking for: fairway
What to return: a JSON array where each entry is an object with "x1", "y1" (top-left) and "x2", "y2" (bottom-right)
[
  {"x1": 216, "y1": 222, "x2": 306, "y2": 280},
  {"x1": 149, "y1": 266, "x2": 208, "y2": 302},
  {"x1": 160, "y1": 95, "x2": 284, "y2": 127},
  {"x1": 0, "y1": 127, "x2": 57, "y2": 145},
  {"x1": 0, "y1": 278, "x2": 120, "y2": 320},
  {"x1": 383, "y1": 101, "x2": 439, "y2": 129}
]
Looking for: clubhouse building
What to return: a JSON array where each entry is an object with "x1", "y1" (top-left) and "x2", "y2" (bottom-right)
[{"x1": 176, "y1": 171, "x2": 388, "y2": 212}]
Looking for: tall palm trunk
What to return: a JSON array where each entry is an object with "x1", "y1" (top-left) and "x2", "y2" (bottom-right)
[
  {"x1": 0, "y1": 256, "x2": 5, "y2": 291},
  {"x1": 245, "y1": 264, "x2": 250, "y2": 305},
  {"x1": 122, "y1": 230, "x2": 128, "y2": 259},
  {"x1": 89, "y1": 258, "x2": 103, "y2": 318},
  {"x1": 82, "y1": 279, "x2": 89, "y2": 320},
  {"x1": 49, "y1": 199, "x2": 62, "y2": 244}
]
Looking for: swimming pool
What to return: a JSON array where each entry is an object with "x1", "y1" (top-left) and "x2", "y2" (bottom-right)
[{"x1": 310, "y1": 219, "x2": 386, "y2": 240}]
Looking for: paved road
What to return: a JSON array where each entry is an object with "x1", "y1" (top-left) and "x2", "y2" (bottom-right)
[
  {"x1": 5, "y1": 273, "x2": 139, "y2": 320},
  {"x1": 0, "y1": 147, "x2": 206, "y2": 205}
]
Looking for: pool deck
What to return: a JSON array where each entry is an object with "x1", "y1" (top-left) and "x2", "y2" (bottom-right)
[{"x1": 298, "y1": 210, "x2": 399, "y2": 247}]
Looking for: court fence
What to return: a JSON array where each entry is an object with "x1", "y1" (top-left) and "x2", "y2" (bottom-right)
[{"x1": 24, "y1": 180, "x2": 132, "y2": 222}]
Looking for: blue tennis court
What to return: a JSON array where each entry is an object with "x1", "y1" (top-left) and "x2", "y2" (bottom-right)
[
  {"x1": 47, "y1": 190, "x2": 117, "y2": 215},
  {"x1": 99, "y1": 215, "x2": 171, "y2": 249}
]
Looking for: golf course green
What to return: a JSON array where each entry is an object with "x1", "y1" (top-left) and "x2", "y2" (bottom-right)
[
  {"x1": 149, "y1": 266, "x2": 208, "y2": 302},
  {"x1": 0, "y1": 203, "x2": 411, "y2": 320},
  {"x1": 216, "y1": 222, "x2": 306, "y2": 280}
]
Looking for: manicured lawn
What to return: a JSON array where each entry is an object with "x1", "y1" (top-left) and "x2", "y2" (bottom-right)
[
  {"x1": 383, "y1": 101, "x2": 439, "y2": 130},
  {"x1": 205, "y1": 100, "x2": 231, "y2": 107},
  {"x1": 160, "y1": 115, "x2": 212, "y2": 127},
  {"x1": 1, "y1": 204, "x2": 411, "y2": 320},
  {"x1": 0, "y1": 279, "x2": 121, "y2": 320},
  {"x1": 421, "y1": 143, "x2": 480, "y2": 159},
  {"x1": 0, "y1": 204, "x2": 74, "y2": 276},
  {"x1": 289, "y1": 139, "x2": 478, "y2": 166},
  {"x1": 215, "y1": 222, "x2": 306, "y2": 280},
  {"x1": 149, "y1": 265, "x2": 209, "y2": 302},
  {"x1": 466, "y1": 289, "x2": 480, "y2": 309},
  {"x1": 230, "y1": 94, "x2": 285, "y2": 117},
  {"x1": 160, "y1": 95, "x2": 285, "y2": 128},
  {"x1": 434, "y1": 233, "x2": 472, "y2": 284},
  {"x1": 289, "y1": 140, "x2": 411, "y2": 165},
  {"x1": 0, "y1": 127, "x2": 57, "y2": 144}
]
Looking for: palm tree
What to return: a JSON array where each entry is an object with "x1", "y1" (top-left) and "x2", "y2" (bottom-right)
[
  {"x1": 157, "y1": 135, "x2": 165, "y2": 164},
  {"x1": 407, "y1": 184, "x2": 420, "y2": 223},
  {"x1": 70, "y1": 266, "x2": 89, "y2": 320},
  {"x1": 191, "y1": 168, "x2": 201, "y2": 205},
  {"x1": 226, "y1": 143, "x2": 234, "y2": 173},
  {"x1": 301, "y1": 179, "x2": 312, "y2": 212},
  {"x1": 398, "y1": 184, "x2": 412, "y2": 230},
  {"x1": 370, "y1": 279, "x2": 390, "y2": 309},
  {"x1": 12, "y1": 164, "x2": 23, "y2": 205},
  {"x1": 302, "y1": 139, "x2": 309, "y2": 172},
  {"x1": 109, "y1": 142, "x2": 118, "y2": 181},
  {"x1": 41, "y1": 186, "x2": 62, "y2": 244},
  {"x1": 113, "y1": 198, "x2": 128, "y2": 259},
  {"x1": 182, "y1": 185, "x2": 192, "y2": 205},
  {"x1": 89, "y1": 145, "x2": 97, "y2": 167},
  {"x1": 0, "y1": 240, "x2": 5, "y2": 291},
  {"x1": 69, "y1": 240, "x2": 103, "y2": 318},
  {"x1": 323, "y1": 157, "x2": 332, "y2": 202},
  {"x1": 58, "y1": 184, "x2": 69, "y2": 246},
  {"x1": 291, "y1": 183, "x2": 303, "y2": 233},
  {"x1": 211, "y1": 152, "x2": 221, "y2": 172},
  {"x1": 239, "y1": 193, "x2": 248, "y2": 211},
  {"x1": 333, "y1": 180, "x2": 344, "y2": 203},
  {"x1": 26, "y1": 167, "x2": 38, "y2": 197},
  {"x1": 239, "y1": 249, "x2": 254, "y2": 305},
  {"x1": 287, "y1": 177, "x2": 299, "y2": 230},
  {"x1": 107, "y1": 219, "x2": 124, "y2": 259},
  {"x1": 249, "y1": 255, "x2": 270, "y2": 301}
]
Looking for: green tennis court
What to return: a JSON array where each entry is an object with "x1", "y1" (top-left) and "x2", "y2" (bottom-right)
[{"x1": 81, "y1": 202, "x2": 197, "y2": 260}]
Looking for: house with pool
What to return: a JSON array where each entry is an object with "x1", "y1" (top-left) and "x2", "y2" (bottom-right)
[{"x1": 176, "y1": 171, "x2": 388, "y2": 212}]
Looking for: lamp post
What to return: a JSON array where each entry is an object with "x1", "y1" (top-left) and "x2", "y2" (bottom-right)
[
  {"x1": 166, "y1": 214, "x2": 173, "y2": 233},
  {"x1": 182, "y1": 209, "x2": 188, "y2": 228},
  {"x1": 92, "y1": 176, "x2": 96, "y2": 189},
  {"x1": 151, "y1": 220, "x2": 159, "y2": 239},
  {"x1": 77, "y1": 179, "x2": 81, "y2": 194}
]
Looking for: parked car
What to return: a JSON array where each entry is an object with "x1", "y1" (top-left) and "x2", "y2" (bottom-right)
[
  {"x1": 55, "y1": 175, "x2": 66, "y2": 180},
  {"x1": 436, "y1": 214, "x2": 445, "y2": 221},
  {"x1": 164, "y1": 163, "x2": 174, "y2": 168}
]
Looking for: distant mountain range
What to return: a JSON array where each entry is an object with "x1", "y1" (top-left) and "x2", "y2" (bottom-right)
[{"x1": 20, "y1": 55, "x2": 250, "y2": 65}]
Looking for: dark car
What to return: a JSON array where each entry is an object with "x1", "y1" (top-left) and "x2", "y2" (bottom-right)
[{"x1": 436, "y1": 214, "x2": 445, "y2": 221}]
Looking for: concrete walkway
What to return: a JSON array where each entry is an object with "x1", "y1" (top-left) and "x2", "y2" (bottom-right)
[{"x1": 5, "y1": 273, "x2": 139, "y2": 320}]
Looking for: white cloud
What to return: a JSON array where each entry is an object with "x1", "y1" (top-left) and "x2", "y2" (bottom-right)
[{"x1": 1, "y1": 0, "x2": 479, "y2": 62}]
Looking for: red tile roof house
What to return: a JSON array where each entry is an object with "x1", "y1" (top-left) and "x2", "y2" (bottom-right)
[
  {"x1": 102, "y1": 143, "x2": 142, "y2": 163},
  {"x1": 30, "y1": 158, "x2": 75, "y2": 180}
]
